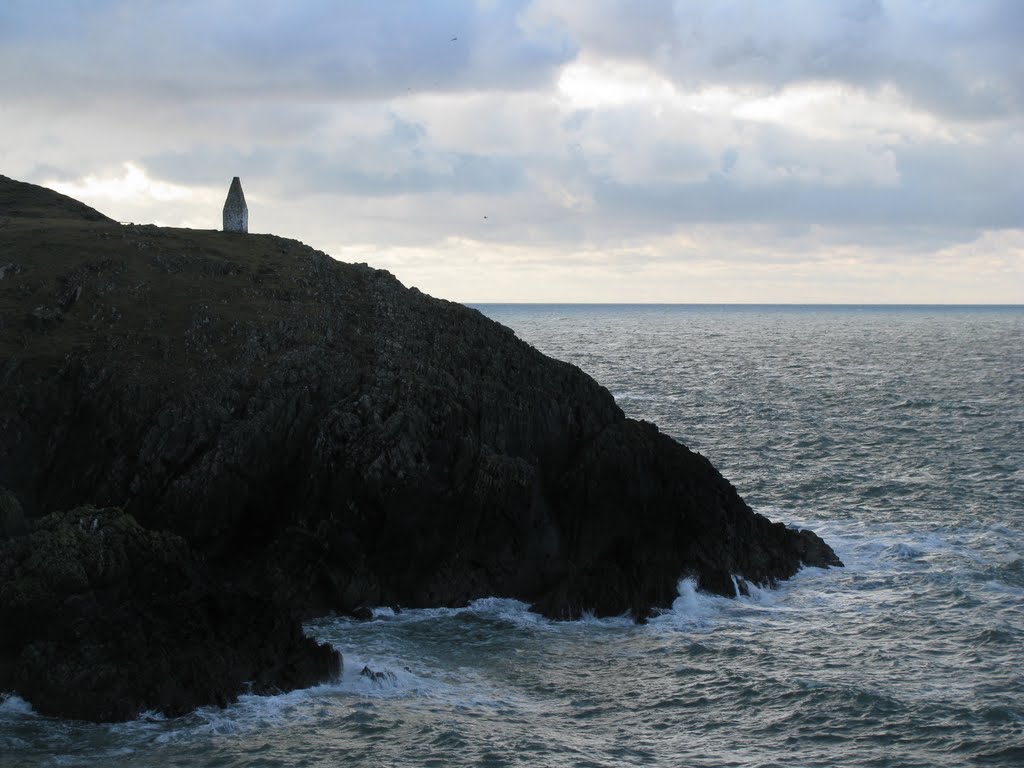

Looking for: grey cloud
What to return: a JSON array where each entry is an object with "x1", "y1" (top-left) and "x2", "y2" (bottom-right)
[
  {"x1": 539, "y1": 0, "x2": 1024, "y2": 119},
  {"x1": 283, "y1": 150, "x2": 527, "y2": 198},
  {"x1": 588, "y1": 146, "x2": 1022, "y2": 236},
  {"x1": 134, "y1": 96, "x2": 1021, "y2": 250},
  {"x1": 0, "y1": 0, "x2": 577, "y2": 105},
  {"x1": 143, "y1": 127, "x2": 527, "y2": 200},
  {"x1": 534, "y1": 0, "x2": 676, "y2": 60}
]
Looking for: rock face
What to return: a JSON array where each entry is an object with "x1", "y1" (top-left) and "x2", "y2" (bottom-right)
[
  {"x1": 0, "y1": 174, "x2": 841, "y2": 720},
  {"x1": 0, "y1": 506, "x2": 340, "y2": 722}
]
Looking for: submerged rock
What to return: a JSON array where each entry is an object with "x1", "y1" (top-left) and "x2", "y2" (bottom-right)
[
  {"x1": 0, "y1": 174, "x2": 840, "y2": 720},
  {"x1": 360, "y1": 665, "x2": 397, "y2": 684}
]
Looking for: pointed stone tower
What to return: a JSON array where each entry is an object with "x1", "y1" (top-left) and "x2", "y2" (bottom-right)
[{"x1": 222, "y1": 176, "x2": 248, "y2": 233}]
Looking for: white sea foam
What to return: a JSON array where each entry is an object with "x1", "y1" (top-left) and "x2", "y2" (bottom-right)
[
  {"x1": 327, "y1": 597, "x2": 550, "y2": 632},
  {"x1": 611, "y1": 390, "x2": 657, "y2": 402},
  {"x1": 337, "y1": 651, "x2": 434, "y2": 699},
  {"x1": 337, "y1": 647, "x2": 527, "y2": 713},
  {"x1": 466, "y1": 597, "x2": 550, "y2": 629},
  {"x1": 647, "y1": 578, "x2": 727, "y2": 632},
  {"x1": 0, "y1": 692, "x2": 34, "y2": 716},
  {"x1": 144, "y1": 681, "x2": 349, "y2": 744},
  {"x1": 576, "y1": 609, "x2": 635, "y2": 629},
  {"x1": 135, "y1": 640, "x2": 529, "y2": 746},
  {"x1": 881, "y1": 542, "x2": 927, "y2": 560},
  {"x1": 737, "y1": 579, "x2": 781, "y2": 606}
]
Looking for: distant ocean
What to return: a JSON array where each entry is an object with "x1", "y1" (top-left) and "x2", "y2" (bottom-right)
[{"x1": 3, "y1": 304, "x2": 1022, "y2": 767}]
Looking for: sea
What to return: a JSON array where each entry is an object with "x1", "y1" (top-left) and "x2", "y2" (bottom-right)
[{"x1": 2, "y1": 304, "x2": 1022, "y2": 767}]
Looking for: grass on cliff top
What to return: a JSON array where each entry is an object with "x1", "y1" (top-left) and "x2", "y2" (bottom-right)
[
  {"x1": 0, "y1": 174, "x2": 113, "y2": 223},
  {"x1": 0, "y1": 174, "x2": 379, "y2": 380}
]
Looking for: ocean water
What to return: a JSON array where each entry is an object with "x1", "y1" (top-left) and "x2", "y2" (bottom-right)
[{"x1": 2, "y1": 304, "x2": 1022, "y2": 767}]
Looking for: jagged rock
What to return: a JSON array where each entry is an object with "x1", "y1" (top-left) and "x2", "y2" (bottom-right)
[
  {"x1": 0, "y1": 173, "x2": 840, "y2": 721},
  {"x1": 0, "y1": 506, "x2": 340, "y2": 722},
  {"x1": 0, "y1": 488, "x2": 26, "y2": 538},
  {"x1": 26, "y1": 305, "x2": 61, "y2": 331},
  {"x1": 360, "y1": 665, "x2": 396, "y2": 683}
]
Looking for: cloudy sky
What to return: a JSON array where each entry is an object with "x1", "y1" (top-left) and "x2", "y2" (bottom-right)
[{"x1": 2, "y1": 0, "x2": 1022, "y2": 303}]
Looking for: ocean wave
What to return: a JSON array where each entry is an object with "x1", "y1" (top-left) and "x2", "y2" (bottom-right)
[{"x1": 0, "y1": 692, "x2": 34, "y2": 716}]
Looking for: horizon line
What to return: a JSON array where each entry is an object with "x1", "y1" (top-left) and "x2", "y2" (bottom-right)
[{"x1": 465, "y1": 301, "x2": 1024, "y2": 307}]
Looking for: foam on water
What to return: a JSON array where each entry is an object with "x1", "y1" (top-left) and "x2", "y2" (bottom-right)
[{"x1": 0, "y1": 693, "x2": 34, "y2": 717}]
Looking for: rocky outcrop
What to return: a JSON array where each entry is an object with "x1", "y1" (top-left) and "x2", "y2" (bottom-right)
[
  {"x1": 0, "y1": 174, "x2": 840, "y2": 720},
  {"x1": 0, "y1": 488, "x2": 26, "y2": 538},
  {"x1": 0, "y1": 506, "x2": 340, "y2": 722}
]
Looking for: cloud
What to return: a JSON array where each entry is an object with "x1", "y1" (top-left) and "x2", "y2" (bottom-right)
[
  {"x1": 531, "y1": 0, "x2": 1024, "y2": 119},
  {"x1": 2, "y1": 1, "x2": 1021, "y2": 302},
  {"x1": 331, "y1": 224, "x2": 1024, "y2": 304},
  {"x1": 0, "y1": 0, "x2": 576, "y2": 106}
]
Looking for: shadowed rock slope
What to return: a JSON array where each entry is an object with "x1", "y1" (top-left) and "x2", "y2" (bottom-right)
[
  {"x1": 0, "y1": 505, "x2": 338, "y2": 722},
  {"x1": 0, "y1": 174, "x2": 840, "y2": 721}
]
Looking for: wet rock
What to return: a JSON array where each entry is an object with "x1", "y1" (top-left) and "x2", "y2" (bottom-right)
[{"x1": 360, "y1": 665, "x2": 397, "y2": 684}]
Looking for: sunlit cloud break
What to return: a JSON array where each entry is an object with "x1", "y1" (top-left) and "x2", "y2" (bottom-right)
[{"x1": 48, "y1": 163, "x2": 194, "y2": 204}]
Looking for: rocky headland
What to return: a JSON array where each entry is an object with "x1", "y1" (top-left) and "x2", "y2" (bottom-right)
[{"x1": 0, "y1": 174, "x2": 841, "y2": 722}]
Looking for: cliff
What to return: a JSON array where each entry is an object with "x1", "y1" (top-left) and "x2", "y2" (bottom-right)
[{"x1": 0, "y1": 174, "x2": 841, "y2": 721}]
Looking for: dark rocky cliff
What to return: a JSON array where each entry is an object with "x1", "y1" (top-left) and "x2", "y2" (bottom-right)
[{"x1": 0, "y1": 174, "x2": 840, "y2": 721}]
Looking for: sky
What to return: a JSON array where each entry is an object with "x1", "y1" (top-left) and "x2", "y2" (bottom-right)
[{"x1": 1, "y1": 0, "x2": 1022, "y2": 303}]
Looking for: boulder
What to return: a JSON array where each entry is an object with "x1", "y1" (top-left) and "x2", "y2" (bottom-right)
[{"x1": 0, "y1": 507, "x2": 339, "y2": 722}]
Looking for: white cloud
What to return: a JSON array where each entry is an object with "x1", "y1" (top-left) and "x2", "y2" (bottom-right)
[
  {"x1": 342, "y1": 224, "x2": 1024, "y2": 304},
  {"x1": 557, "y1": 59, "x2": 676, "y2": 109},
  {"x1": 41, "y1": 163, "x2": 223, "y2": 228},
  {"x1": 47, "y1": 163, "x2": 195, "y2": 204}
]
